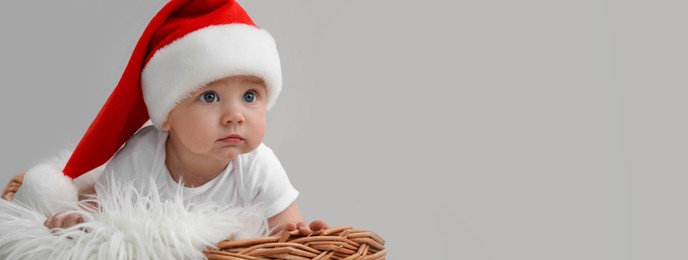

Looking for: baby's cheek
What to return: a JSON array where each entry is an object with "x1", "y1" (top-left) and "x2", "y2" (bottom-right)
[
  {"x1": 187, "y1": 135, "x2": 210, "y2": 152},
  {"x1": 246, "y1": 131, "x2": 265, "y2": 153},
  {"x1": 253, "y1": 126, "x2": 267, "y2": 145}
]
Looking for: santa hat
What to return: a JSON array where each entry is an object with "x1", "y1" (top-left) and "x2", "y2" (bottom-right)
[{"x1": 13, "y1": 0, "x2": 282, "y2": 214}]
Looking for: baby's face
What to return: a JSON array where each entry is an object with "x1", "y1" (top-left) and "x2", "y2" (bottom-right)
[{"x1": 162, "y1": 75, "x2": 268, "y2": 161}]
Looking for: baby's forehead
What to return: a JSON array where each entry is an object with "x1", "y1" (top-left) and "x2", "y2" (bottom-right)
[
  {"x1": 239, "y1": 76, "x2": 266, "y2": 86},
  {"x1": 202, "y1": 75, "x2": 267, "y2": 90}
]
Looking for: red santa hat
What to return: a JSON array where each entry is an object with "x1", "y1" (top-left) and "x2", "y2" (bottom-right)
[
  {"x1": 13, "y1": 0, "x2": 281, "y2": 214},
  {"x1": 65, "y1": 0, "x2": 282, "y2": 178}
]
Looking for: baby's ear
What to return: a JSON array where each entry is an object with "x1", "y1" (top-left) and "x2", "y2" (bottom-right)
[{"x1": 161, "y1": 120, "x2": 171, "y2": 131}]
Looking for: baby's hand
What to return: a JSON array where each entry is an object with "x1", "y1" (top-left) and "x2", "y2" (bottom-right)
[
  {"x1": 44, "y1": 212, "x2": 83, "y2": 232},
  {"x1": 278, "y1": 220, "x2": 329, "y2": 236}
]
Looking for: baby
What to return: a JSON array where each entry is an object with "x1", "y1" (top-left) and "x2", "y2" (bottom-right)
[{"x1": 24, "y1": 0, "x2": 327, "y2": 236}]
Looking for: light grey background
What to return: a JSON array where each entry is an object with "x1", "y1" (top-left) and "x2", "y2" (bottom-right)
[{"x1": 0, "y1": 1, "x2": 686, "y2": 259}]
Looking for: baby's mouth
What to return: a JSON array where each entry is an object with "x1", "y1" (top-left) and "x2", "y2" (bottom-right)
[{"x1": 219, "y1": 134, "x2": 245, "y2": 144}]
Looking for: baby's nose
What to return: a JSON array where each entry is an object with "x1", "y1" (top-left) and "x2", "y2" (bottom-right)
[{"x1": 222, "y1": 109, "x2": 245, "y2": 125}]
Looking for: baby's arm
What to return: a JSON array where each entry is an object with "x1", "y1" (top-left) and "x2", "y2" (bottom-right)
[
  {"x1": 43, "y1": 184, "x2": 96, "y2": 230},
  {"x1": 267, "y1": 202, "x2": 329, "y2": 236}
]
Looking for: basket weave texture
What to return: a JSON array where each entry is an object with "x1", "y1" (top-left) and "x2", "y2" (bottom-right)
[
  {"x1": 2, "y1": 173, "x2": 386, "y2": 259},
  {"x1": 208, "y1": 226, "x2": 386, "y2": 260}
]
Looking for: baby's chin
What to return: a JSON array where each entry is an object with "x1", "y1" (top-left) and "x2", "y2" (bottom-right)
[{"x1": 213, "y1": 145, "x2": 257, "y2": 160}]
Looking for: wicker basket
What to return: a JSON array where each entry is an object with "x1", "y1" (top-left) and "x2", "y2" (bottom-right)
[{"x1": 2, "y1": 173, "x2": 386, "y2": 259}]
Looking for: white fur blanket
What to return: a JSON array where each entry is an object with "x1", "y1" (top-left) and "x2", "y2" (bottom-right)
[{"x1": 0, "y1": 177, "x2": 268, "y2": 260}]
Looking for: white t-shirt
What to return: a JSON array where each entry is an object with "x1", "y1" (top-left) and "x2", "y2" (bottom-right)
[{"x1": 98, "y1": 126, "x2": 299, "y2": 218}]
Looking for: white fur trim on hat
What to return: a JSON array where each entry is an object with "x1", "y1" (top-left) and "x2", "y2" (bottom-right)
[{"x1": 141, "y1": 23, "x2": 282, "y2": 129}]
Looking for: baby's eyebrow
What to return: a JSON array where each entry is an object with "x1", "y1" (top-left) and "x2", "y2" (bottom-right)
[{"x1": 243, "y1": 77, "x2": 265, "y2": 85}]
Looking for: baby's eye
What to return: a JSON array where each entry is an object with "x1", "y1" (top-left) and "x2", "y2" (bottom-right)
[
  {"x1": 200, "y1": 91, "x2": 220, "y2": 103},
  {"x1": 243, "y1": 91, "x2": 257, "y2": 103}
]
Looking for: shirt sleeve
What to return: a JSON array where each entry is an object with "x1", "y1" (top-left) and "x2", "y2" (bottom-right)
[{"x1": 245, "y1": 144, "x2": 299, "y2": 218}]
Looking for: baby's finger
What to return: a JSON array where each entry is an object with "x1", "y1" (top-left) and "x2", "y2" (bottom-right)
[
  {"x1": 284, "y1": 223, "x2": 298, "y2": 231},
  {"x1": 46, "y1": 214, "x2": 65, "y2": 231},
  {"x1": 62, "y1": 214, "x2": 83, "y2": 229},
  {"x1": 309, "y1": 220, "x2": 329, "y2": 231},
  {"x1": 43, "y1": 216, "x2": 53, "y2": 228},
  {"x1": 7, "y1": 183, "x2": 19, "y2": 192},
  {"x1": 297, "y1": 222, "x2": 313, "y2": 235}
]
